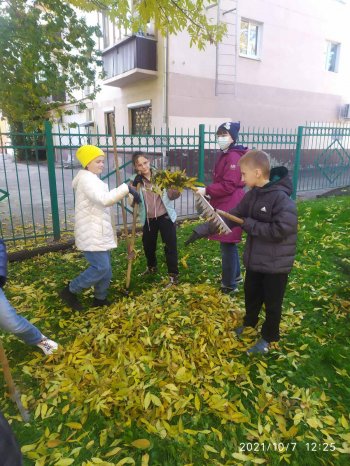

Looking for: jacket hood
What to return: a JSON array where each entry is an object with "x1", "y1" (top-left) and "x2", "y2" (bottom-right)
[
  {"x1": 262, "y1": 166, "x2": 293, "y2": 196},
  {"x1": 72, "y1": 169, "x2": 94, "y2": 189}
]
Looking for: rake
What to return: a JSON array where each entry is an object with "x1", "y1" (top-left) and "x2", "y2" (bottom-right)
[
  {"x1": 0, "y1": 340, "x2": 30, "y2": 422},
  {"x1": 125, "y1": 183, "x2": 140, "y2": 290},
  {"x1": 109, "y1": 113, "x2": 133, "y2": 294},
  {"x1": 194, "y1": 193, "x2": 244, "y2": 233}
]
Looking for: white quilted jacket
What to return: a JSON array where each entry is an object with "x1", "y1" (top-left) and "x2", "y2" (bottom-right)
[{"x1": 72, "y1": 170, "x2": 129, "y2": 251}]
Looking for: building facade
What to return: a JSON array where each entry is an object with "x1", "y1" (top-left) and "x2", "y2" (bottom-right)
[{"x1": 59, "y1": 0, "x2": 350, "y2": 134}]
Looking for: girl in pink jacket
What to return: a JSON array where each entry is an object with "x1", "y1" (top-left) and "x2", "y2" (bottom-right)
[{"x1": 194, "y1": 122, "x2": 249, "y2": 294}]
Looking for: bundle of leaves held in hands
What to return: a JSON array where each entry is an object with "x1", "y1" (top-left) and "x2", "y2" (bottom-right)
[{"x1": 151, "y1": 169, "x2": 201, "y2": 195}]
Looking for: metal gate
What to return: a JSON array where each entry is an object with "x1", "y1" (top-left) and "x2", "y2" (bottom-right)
[{"x1": 1, "y1": 122, "x2": 350, "y2": 243}]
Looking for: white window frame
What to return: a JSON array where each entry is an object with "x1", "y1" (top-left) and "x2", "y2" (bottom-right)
[
  {"x1": 325, "y1": 41, "x2": 340, "y2": 73},
  {"x1": 102, "y1": 12, "x2": 110, "y2": 49},
  {"x1": 239, "y1": 18, "x2": 263, "y2": 60}
]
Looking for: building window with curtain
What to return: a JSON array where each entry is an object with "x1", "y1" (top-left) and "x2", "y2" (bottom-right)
[
  {"x1": 325, "y1": 41, "x2": 340, "y2": 72},
  {"x1": 240, "y1": 19, "x2": 262, "y2": 59},
  {"x1": 130, "y1": 106, "x2": 152, "y2": 134}
]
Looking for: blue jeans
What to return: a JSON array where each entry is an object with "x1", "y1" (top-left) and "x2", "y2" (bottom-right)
[
  {"x1": 220, "y1": 242, "x2": 241, "y2": 290},
  {"x1": 0, "y1": 288, "x2": 43, "y2": 345},
  {"x1": 69, "y1": 251, "x2": 112, "y2": 300}
]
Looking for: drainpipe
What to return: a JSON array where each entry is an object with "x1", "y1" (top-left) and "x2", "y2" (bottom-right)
[
  {"x1": 163, "y1": 31, "x2": 169, "y2": 131},
  {"x1": 215, "y1": 0, "x2": 221, "y2": 96}
]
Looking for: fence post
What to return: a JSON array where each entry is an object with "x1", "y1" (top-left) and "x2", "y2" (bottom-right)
[
  {"x1": 292, "y1": 126, "x2": 303, "y2": 200},
  {"x1": 198, "y1": 124, "x2": 205, "y2": 183},
  {"x1": 44, "y1": 120, "x2": 61, "y2": 240}
]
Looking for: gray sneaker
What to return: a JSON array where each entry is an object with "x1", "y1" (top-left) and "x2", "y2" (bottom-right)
[
  {"x1": 221, "y1": 286, "x2": 239, "y2": 295},
  {"x1": 247, "y1": 338, "x2": 269, "y2": 355},
  {"x1": 234, "y1": 326, "x2": 245, "y2": 336},
  {"x1": 235, "y1": 275, "x2": 243, "y2": 285},
  {"x1": 140, "y1": 266, "x2": 158, "y2": 276},
  {"x1": 165, "y1": 274, "x2": 179, "y2": 288}
]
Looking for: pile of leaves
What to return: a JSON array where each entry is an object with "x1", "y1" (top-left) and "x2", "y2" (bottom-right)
[
  {"x1": 0, "y1": 196, "x2": 349, "y2": 465},
  {"x1": 151, "y1": 169, "x2": 200, "y2": 196}
]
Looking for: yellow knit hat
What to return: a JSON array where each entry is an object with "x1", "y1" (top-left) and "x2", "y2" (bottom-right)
[{"x1": 76, "y1": 145, "x2": 105, "y2": 168}]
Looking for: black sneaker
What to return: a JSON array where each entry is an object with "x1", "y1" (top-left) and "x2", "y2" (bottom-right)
[
  {"x1": 92, "y1": 297, "x2": 112, "y2": 307},
  {"x1": 59, "y1": 285, "x2": 82, "y2": 311}
]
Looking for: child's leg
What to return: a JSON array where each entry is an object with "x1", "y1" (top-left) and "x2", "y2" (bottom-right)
[
  {"x1": 261, "y1": 273, "x2": 288, "y2": 342},
  {"x1": 142, "y1": 219, "x2": 159, "y2": 269},
  {"x1": 220, "y1": 242, "x2": 240, "y2": 290},
  {"x1": 92, "y1": 251, "x2": 112, "y2": 300},
  {"x1": 0, "y1": 289, "x2": 43, "y2": 345},
  {"x1": 243, "y1": 270, "x2": 264, "y2": 327},
  {"x1": 159, "y1": 216, "x2": 178, "y2": 275},
  {"x1": 69, "y1": 251, "x2": 112, "y2": 299}
]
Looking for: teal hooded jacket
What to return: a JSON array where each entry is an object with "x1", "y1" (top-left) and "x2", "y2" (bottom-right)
[{"x1": 130, "y1": 173, "x2": 177, "y2": 226}]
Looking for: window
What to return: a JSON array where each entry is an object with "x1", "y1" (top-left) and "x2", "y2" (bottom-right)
[
  {"x1": 105, "y1": 111, "x2": 115, "y2": 135},
  {"x1": 240, "y1": 19, "x2": 262, "y2": 59},
  {"x1": 84, "y1": 85, "x2": 92, "y2": 97},
  {"x1": 130, "y1": 106, "x2": 152, "y2": 134},
  {"x1": 102, "y1": 12, "x2": 110, "y2": 49},
  {"x1": 325, "y1": 41, "x2": 340, "y2": 72},
  {"x1": 86, "y1": 108, "x2": 94, "y2": 123}
]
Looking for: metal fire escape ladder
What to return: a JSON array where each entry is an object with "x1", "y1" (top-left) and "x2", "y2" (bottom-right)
[{"x1": 215, "y1": 0, "x2": 238, "y2": 96}]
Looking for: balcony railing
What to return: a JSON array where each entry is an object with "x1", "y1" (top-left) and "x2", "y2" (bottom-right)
[{"x1": 102, "y1": 35, "x2": 157, "y2": 87}]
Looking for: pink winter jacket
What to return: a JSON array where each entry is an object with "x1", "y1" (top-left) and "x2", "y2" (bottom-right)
[{"x1": 206, "y1": 145, "x2": 248, "y2": 243}]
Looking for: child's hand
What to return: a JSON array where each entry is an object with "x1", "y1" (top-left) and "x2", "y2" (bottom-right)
[
  {"x1": 128, "y1": 186, "x2": 141, "y2": 204},
  {"x1": 167, "y1": 188, "x2": 181, "y2": 200},
  {"x1": 132, "y1": 175, "x2": 143, "y2": 187},
  {"x1": 195, "y1": 187, "x2": 206, "y2": 196}
]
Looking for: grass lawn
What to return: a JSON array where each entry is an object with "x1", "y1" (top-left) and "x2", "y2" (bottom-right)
[{"x1": 0, "y1": 195, "x2": 349, "y2": 466}]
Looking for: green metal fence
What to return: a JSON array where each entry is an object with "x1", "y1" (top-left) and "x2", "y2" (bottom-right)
[{"x1": 1, "y1": 122, "x2": 350, "y2": 243}]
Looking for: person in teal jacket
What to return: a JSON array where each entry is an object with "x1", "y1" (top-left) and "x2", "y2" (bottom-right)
[{"x1": 131, "y1": 152, "x2": 180, "y2": 287}]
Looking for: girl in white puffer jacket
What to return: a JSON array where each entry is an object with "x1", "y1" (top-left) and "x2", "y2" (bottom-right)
[{"x1": 59, "y1": 145, "x2": 140, "y2": 310}]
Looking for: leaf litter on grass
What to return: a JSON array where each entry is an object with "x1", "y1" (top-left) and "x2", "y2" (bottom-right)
[
  {"x1": 1, "y1": 196, "x2": 350, "y2": 465},
  {"x1": 8, "y1": 279, "x2": 349, "y2": 465}
]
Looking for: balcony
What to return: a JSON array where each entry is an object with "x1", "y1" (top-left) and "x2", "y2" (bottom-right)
[{"x1": 102, "y1": 35, "x2": 157, "y2": 88}]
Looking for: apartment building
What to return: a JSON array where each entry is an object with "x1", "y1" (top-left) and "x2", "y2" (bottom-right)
[{"x1": 60, "y1": 0, "x2": 350, "y2": 133}]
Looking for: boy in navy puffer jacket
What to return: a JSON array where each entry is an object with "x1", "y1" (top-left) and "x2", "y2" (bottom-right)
[
  {"x1": 0, "y1": 239, "x2": 58, "y2": 355},
  {"x1": 227, "y1": 150, "x2": 298, "y2": 354}
]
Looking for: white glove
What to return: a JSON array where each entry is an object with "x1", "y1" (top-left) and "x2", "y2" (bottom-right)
[{"x1": 195, "y1": 187, "x2": 206, "y2": 196}]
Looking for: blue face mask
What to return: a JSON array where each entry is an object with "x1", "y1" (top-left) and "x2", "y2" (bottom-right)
[{"x1": 217, "y1": 136, "x2": 232, "y2": 151}]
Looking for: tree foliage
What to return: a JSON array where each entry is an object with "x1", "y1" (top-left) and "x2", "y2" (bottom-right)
[
  {"x1": 70, "y1": 0, "x2": 227, "y2": 49},
  {"x1": 0, "y1": 0, "x2": 102, "y2": 129},
  {"x1": 0, "y1": 0, "x2": 225, "y2": 129}
]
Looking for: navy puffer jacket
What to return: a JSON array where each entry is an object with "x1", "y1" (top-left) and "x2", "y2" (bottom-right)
[
  {"x1": 0, "y1": 239, "x2": 8, "y2": 287},
  {"x1": 229, "y1": 167, "x2": 298, "y2": 274}
]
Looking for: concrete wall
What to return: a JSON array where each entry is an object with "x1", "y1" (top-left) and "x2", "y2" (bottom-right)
[
  {"x1": 167, "y1": 0, "x2": 350, "y2": 128},
  {"x1": 60, "y1": 0, "x2": 350, "y2": 132}
]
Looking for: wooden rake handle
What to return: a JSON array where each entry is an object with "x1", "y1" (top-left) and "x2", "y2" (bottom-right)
[
  {"x1": 0, "y1": 340, "x2": 30, "y2": 422},
  {"x1": 215, "y1": 209, "x2": 244, "y2": 225},
  {"x1": 126, "y1": 184, "x2": 140, "y2": 289}
]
